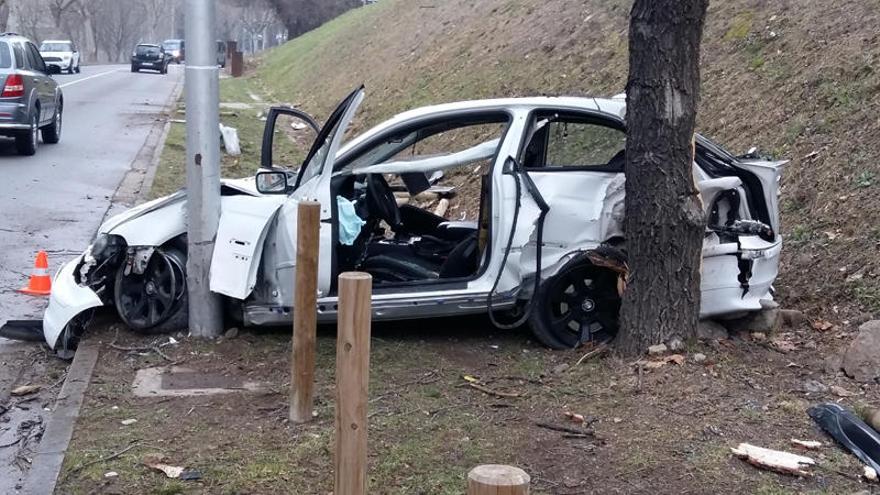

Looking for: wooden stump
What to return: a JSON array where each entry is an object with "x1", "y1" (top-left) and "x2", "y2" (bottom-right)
[
  {"x1": 290, "y1": 201, "x2": 320, "y2": 423},
  {"x1": 334, "y1": 272, "x2": 372, "y2": 495},
  {"x1": 467, "y1": 465, "x2": 530, "y2": 495}
]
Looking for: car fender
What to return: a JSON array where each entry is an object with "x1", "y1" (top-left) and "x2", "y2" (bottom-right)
[
  {"x1": 100, "y1": 191, "x2": 188, "y2": 246},
  {"x1": 43, "y1": 257, "x2": 104, "y2": 350}
]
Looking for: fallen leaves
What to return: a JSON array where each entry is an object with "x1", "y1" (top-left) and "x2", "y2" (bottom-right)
[{"x1": 812, "y1": 320, "x2": 835, "y2": 332}]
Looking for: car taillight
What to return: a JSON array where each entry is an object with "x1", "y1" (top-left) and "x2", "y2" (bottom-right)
[{"x1": 1, "y1": 74, "x2": 24, "y2": 98}]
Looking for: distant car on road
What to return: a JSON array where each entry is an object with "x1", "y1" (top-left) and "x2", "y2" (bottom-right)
[
  {"x1": 38, "y1": 39, "x2": 80, "y2": 74},
  {"x1": 131, "y1": 43, "x2": 169, "y2": 74},
  {"x1": 162, "y1": 39, "x2": 184, "y2": 64},
  {"x1": 0, "y1": 33, "x2": 63, "y2": 156}
]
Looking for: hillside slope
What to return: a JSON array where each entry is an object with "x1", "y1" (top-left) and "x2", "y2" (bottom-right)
[{"x1": 241, "y1": 0, "x2": 880, "y2": 318}]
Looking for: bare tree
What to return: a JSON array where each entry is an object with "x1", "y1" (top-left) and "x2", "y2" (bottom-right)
[
  {"x1": 0, "y1": 0, "x2": 10, "y2": 32},
  {"x1": 46, "y1": 0, "x2": 78, "y2": 29},
  {"x1": 93, "y1": 0, "x2": 147, "y2": 62},
  {"x1": 615, "y1": 0, "x2": 710, "y2": 355},
  {"x1": 266, "y1": 0, "x2": 359, "y2": 38},
  {"x1": 13, "y1": 0, "x2": 47, "y2": 42}
]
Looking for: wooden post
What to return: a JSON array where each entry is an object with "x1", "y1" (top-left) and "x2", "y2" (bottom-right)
[
  {"x1": 335, "y1": 272, "x2": 372, "y2": 495},
  {"x1": 467, "y1": 465, "x2": 530, "y2": 495},
  {"x1": 290, "y1": 201, "x2": 321, "y2": 423}
]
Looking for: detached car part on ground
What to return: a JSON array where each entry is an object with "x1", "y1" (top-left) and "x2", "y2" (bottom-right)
[{"x1": 43, "y1": 87, "x2": 786, "y2": 353}]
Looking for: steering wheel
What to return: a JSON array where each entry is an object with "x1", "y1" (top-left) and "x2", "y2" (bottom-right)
[{"x1": 366, "y1": 174, "x2": 402, "y2": 231}]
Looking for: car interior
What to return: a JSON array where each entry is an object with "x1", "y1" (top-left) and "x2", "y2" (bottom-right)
[{"x1": 327, "y1": 115, "x2": 510, "y2": 286}]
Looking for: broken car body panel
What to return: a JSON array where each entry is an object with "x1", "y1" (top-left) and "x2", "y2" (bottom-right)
[{"x1": 43, "y1": 93, "x2": 785, "y2": 349}]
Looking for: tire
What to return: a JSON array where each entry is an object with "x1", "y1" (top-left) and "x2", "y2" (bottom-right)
[
  {"x1": 528, "y1": 255, "x2": 622, "y2": 349},
  {"x1": 114, "y1": 247, "x2": 189, "y2": 334},
  {"x1": 41, "y1": 104, "x2": 62, "y2": 144},
  {"x1": 15, "y1": 111, "x2": 39, "y2": 156}
]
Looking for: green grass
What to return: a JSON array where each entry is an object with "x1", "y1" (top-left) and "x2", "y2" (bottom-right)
[{"x1": 724, "y1": 11, "x2": 754, "y2": 41}]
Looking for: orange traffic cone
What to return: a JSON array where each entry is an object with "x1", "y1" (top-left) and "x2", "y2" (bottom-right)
[{"x1": 19, "y1": 250, "x2": 52, "y2": 296}]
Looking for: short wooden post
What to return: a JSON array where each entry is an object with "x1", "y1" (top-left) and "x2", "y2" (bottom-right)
[
  {"x1": 335, "y1": 272, "x2": 372, "y2": 495},
  {"x1": 290, "y1": 201, "x2": 321, "y2": 423},
  {"x1": 467, "y1": 465, "x2": 530, "y2": 495}
]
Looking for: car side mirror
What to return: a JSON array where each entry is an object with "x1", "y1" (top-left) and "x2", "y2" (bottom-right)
[
  {"x1": 255, "y1": 170, "x2": 289, "y2": 194},
  {"x1": 47, "y1": 65, "x2": 61, "y2": 75}
]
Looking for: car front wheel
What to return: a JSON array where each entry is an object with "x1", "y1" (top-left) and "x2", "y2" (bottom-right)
[
  {"x1": 15, "y1": 112, "x2": 39, "y2": 156},
  {"x1": 41, "y1": 104, "x2": 62, "y2": 144},
  {"x1": 114, "y1": 248, "x2": 189, "y2": 333},
  {"x1": 528, "y1": 255, "x2": 621, "y2": 349}
]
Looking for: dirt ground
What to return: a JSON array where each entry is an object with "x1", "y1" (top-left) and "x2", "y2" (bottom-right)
[{"x1": 55, "y1": 311, "x2": 878, "y2": 495}]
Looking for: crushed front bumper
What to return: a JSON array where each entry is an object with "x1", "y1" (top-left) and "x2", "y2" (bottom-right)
[{"x1": 43, "y1": 258, "x2": 104, "y2": 350}]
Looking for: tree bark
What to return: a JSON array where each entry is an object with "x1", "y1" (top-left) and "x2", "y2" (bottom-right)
[{"x1": 616, "y1": 0, "x2": 709, "y2": 355}]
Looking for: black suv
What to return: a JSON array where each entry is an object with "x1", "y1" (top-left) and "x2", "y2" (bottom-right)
[
  {"x1": 131, "y1": 44, "x2": 169, "y2": 74},
  {"x1": 0, "y1": 33, "x2": 63, "y2": 156}
]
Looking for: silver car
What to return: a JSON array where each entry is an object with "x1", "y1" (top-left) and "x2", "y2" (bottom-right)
[{"x1": 0, "y1": 33, "x2": 63, "y2": 156}]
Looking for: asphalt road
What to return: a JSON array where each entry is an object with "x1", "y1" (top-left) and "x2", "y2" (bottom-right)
[
  {"x1": 0, "y1": 64, "x2": 182, "y2": 330},
  {"x1": 0, "y1": 63, "x2": 182, "y2": 492}
]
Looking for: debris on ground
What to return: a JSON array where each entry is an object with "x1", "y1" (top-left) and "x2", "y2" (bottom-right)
[
  {"x1": 693, "y1": 353, "x2": 707, "y2": 363},
  {"x1": 730, "y1": 442, "x2": 815, "y2": 476},
  {"x1": 647, "y1": 343, "x2": 667, "y2": 356},
  {"x1": 563, "y1": 411, "x2": 585, "y2": 424},
  {"x1": 808, "y1": 403, "x2": 880, "y2": 473},
  {"x1": 10, "y1": 385, "x2": 41, "y2": 396},
  {"x1": 219, "y1": 124, "x2": 241, "y2": 156},
  {"x1": 667, "y1": 336, "x2": 685, "y2": 352},
  {"x1": 791, "y1": 439, "x2": 823, "y2": 451},
  {"x1": 865, "y1": 466, "x2": 878, "y2": 482},
  {"x1": 142, "y1": 453, "x2": 201, "y2": 480},
  {"x1": 802, "y1": 379, "x2": 828, "y2": 394},
  {"x1": 104, "y1": 471, "x2": 118, "y2": 478},
  {"x1": 842, "y1": 321, "x2": 880, "y2": 382},
  {"x1": 812, "y1": 320, "x2": 835, "y2": 332},
  {"x1": 573, "y1": 342, "x2": 608, "y2": 366},
  {"x1": 830, "y1": 385, "x2": 858, "y2": 397},
  {"x1": 770, "y1": 335, "x2": 798, "y2": 353},
  {"x1": 461, "y1": 375, "x2": 522, "y2": 399},
  {"x1": 120, "y1": 419, "x2": 138, "y2": 426}
]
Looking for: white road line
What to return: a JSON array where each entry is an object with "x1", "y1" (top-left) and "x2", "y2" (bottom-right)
[{"x1": 59, "y1": 69, "x2": 121, "y2": 88}]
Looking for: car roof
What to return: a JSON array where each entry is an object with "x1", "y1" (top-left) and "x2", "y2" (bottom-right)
[
  {"x1": 0, "y1": 33, "x2": 32, "y2": 42},
  {"x1": 340, "y1": 96, "x2": 627, "y2": 154},
  {"x1": 137, "y1": 43, "x2": 161, "y2": 47},
  {"x1": 41, "y1": 40, "x2": 73, "y2": 44}
]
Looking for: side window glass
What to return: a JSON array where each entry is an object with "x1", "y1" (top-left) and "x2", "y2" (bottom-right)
[
  {"x1": 14, "y1": 44, "x2": 27, "y2": 69},
  {"x1": 544, "y1": 121, "x2": 626, "y2": 168},
  {"x1": 27, "y1": 44, "x2": 46, "y2": 72}
]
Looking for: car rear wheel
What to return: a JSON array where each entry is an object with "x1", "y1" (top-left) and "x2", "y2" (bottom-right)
[
  {"x1": 41, "y1": 104, "x2": 62, "y2": 144},
  {"x1": 114, "y1": 248, "x2": 189, "y2": 334},
  {"x1": 15, "y1": 112, "x2": 39, "y2": 156},
  {"x1": 528, "y1": 256, "x2": 621, "y2": 349}
]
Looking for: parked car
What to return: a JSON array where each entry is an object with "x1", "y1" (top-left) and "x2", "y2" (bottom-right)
[
  {"x1": 43, "y1": 87, "x2": 786, "y2": 353},
  {"x1": 131, "y1": 44, "x2": 169, "y2": 74},
  {"x1": 38, "y1": 39, "x2": 80, "y2": 74},
  {"x1": 162, "y1": 39, "x2": 184, "y2": 64},
  {"x1": 0, "y1": 33, "x2": 63, "y2": 156}
]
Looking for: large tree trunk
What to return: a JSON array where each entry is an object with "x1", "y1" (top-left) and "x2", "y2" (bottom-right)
[{"x1": 615, "y1": 0, "x2": 709, "y2": 355}]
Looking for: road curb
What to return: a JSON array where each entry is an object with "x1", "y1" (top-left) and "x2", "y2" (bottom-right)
[{"x1": 22, "y1": 341, "x2": 100, "y2": 495}]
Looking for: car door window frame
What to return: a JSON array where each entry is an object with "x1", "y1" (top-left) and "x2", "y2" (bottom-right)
[{"x1": 519, "y1": 110, "x2": 627, "y2": 173}]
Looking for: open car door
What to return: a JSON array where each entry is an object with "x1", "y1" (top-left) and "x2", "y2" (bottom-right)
[{"x1": 254, "y1": 87, "x2": 366, "y2": 308}]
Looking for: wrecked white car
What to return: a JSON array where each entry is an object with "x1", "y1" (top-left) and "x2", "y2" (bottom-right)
[{"x1": 44, "y1": 87, "x2": 786, "y2": 352}]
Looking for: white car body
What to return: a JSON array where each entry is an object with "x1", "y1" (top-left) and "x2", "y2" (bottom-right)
[
  {"x1": 43, "y1": 88, "x2": 786, "y2": 351},
  {"x1": 39, "y1": 40, "x2": 80, "y2": 74}
]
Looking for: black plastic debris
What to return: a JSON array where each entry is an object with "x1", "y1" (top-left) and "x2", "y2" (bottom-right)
[
  {"x1": 808, "y1": 402, "x2": 880, "y2": 473},
  {"x1": 179, "y1": 469, "x2": 202, "y2": 481},
  {"x1": 0, "y1": 320, "x2": 44, "y2": 342}
]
